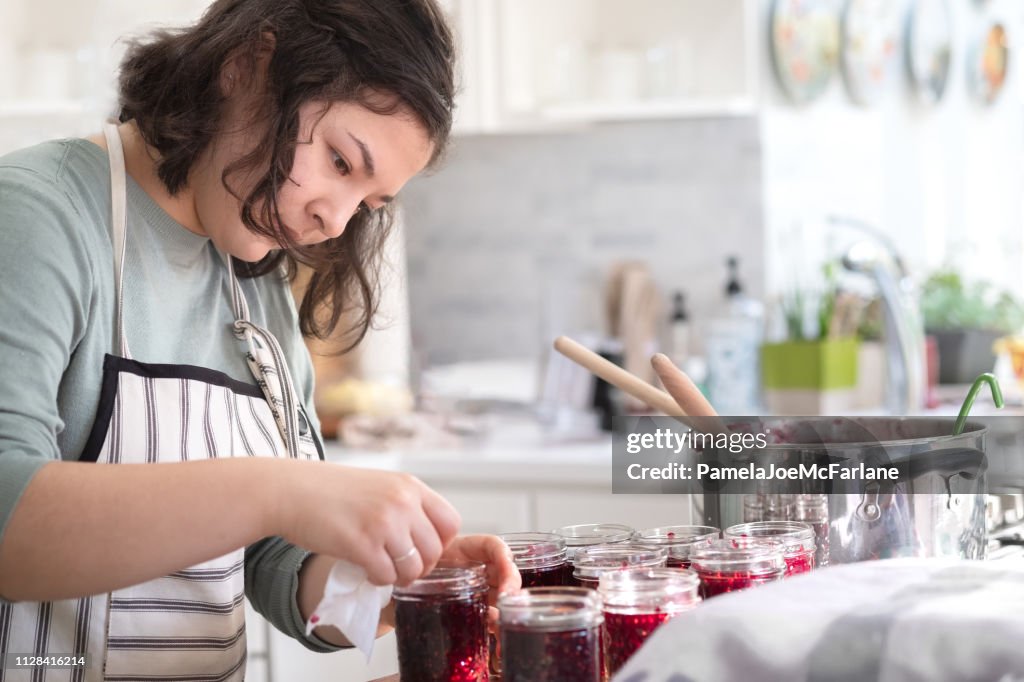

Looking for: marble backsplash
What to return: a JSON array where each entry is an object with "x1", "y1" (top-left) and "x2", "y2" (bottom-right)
[{"x1": 399, "y1": 117, "x2": 765, "y2": 366}]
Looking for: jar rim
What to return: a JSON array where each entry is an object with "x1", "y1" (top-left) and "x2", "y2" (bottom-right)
[
  {"x1": 499, "y1": 532, "x2": 568, "y2": 569},
  {"x1": 552, "y1": 523, "x2": 635, "y2": 546},
  {"x1": 598, "y1": 567, "x2": 700, "y2": 596},
  {"x1": 499, "y1": 587, "x2": 603, "y2": 631},
  {"x1": 690, "y1": 543, "x2": 786, "y2": 572},
  {"x1": 635, "y1": 527, "x2": 720, "y2": 560},
  {"x1": 572, "y1": 544, "x2": 667, "y2": 579},
  {"x1": 393, "y1": 560, "x2": 487, "y2": 598},
  {"x1": 724, "y1": 521, "x2": 816, "y2": 552}
]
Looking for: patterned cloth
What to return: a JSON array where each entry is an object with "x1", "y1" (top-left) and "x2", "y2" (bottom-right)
[{"x1": 616, "y1": 558, "x2": 1024, "y2": 682}]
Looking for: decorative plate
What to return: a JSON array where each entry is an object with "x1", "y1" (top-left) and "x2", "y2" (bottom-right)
[
  {"x1": 840, "y1": 0, "x2": 903, "y2": 106},
  {"x1": 969, "y1": 22, "x2": 1009, "y2": 105},
  {"x1": 905, "y1": 0, "x2": 953, "y2": 106},
  {"x1": 770, "y1": 0, "x2": 842, "y2": 105}
]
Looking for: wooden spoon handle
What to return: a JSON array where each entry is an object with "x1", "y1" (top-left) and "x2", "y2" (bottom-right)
[
  {"x1": 553, "y1": 336, "x2": 686, "y2": 417},
  {"x1": 650, "y1": 353, "x2": 719, "y2": 417}
]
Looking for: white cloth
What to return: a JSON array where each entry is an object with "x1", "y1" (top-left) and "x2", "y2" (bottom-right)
[
  {"x1": 306, "y1": 560, "x2": 393, "y2": 657},
  {"x1": 616, "y1": 558, "x2": 1024, "y2": 682}
]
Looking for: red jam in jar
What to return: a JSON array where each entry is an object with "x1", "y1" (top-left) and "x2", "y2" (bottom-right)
[
  {"x1": 571, "y1": 544, "x2": 667, "y2": 589},
  {"x1": 551, "y1": 523, "x2": 634, "y2": 568},
  {"x1": 599, "y1": 568, "x2": 701, "y2": 677},
  {"x1": 724, "y1": 520, "x2": 817, "y2": 576},
  {"x1": 635, "y1": 525, "x2": 720, "y2": 569},
  {"x1": 500, "y1": 532, "x2": 572, "y2": 588},
  {"x1": 690, "y1": 542, "x2": 785, "y2": 598},
  {"x1": 499, "y1": 587, "x2": 603, "y2": 682},
  {"x1": 394, "y1": 561, "x2": 489, "y2": 682}
]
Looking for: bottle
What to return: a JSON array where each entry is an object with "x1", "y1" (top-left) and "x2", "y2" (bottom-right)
[
  {"x1": 668, "y1": 290, "x2": 690, "y2": 368},
  {"x1": 706, "y1": 256, "x2": 764, "y2": 414}
]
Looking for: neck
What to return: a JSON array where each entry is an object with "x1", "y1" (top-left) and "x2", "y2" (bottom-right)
[{"x1": 117, "y1": 121, "x2": 207, "y2": 237}]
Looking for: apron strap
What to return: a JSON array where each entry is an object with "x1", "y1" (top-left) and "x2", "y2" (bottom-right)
[
  {"x1": 103, "y1": 122, "x2": 133, "y2": 360},
  {"x1": 223, "y1": 253, "x2": 302, "y2": 459}
]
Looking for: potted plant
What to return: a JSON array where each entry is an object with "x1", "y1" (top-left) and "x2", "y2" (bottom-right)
[
  {"x1": 761, "y1": 263, "x2": 863, "y2": 414},
  {"x1": 920, "y1": 270, "x2": 1024, "y2": 384}
]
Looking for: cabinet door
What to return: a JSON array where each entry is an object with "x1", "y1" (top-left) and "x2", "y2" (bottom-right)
[
  {"x1": 269, "y1": 628, "x2": 398, "y2": 682},
  {"x1": 429, "y1": 485, "x2": 533, "y2": 534},
  {"x1": 434, "y1": 0, "x2": 501, "y2": 133}
]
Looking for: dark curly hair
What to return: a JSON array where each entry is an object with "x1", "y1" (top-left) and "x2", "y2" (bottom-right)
[{"x1": 117, "y1": 0, "x2": 456, "y2": 351}]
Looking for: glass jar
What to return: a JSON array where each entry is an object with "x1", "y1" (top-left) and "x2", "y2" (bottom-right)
[
  {"x1": 499, "y1": 587, "x2": 603, "y2": 682},
  {"x1": 572, "y1": 544, "x2": 667, "y2": 589},
  {"x1": 551, "y1": 523, "x2": 634, "y2": 563},
  {"x1": 765, "y1": 493, "x2": 796, "y2": 521},
  {"x1": 598, "y1": 568, "x2": 701, "y2": 677},
  {"x1": 743, "y1": 494, "x2": 765, "y2": 522},
  {"x1": 393, "y1": 561, "x2": 489, "y2": 682},
  {"x1": 690, "y1": 542, "x2": 785, "y2": 598},
  {"x1": 724, "y1": 520, "x2": 817, "y2": 576},
  {"x1": 500, "y1": 532, "x2": 572, "y2": 587},
  {"x1": 634, "y1": 525, "x2": 720, "y2": 568},
  {"x1": 795, "y1": 494, "x2": 830, "y2": 567}
]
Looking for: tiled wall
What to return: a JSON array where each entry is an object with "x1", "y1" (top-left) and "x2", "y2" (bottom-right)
[{"x1": 400, "y1": 117, "x2": 764, "y2": 366}]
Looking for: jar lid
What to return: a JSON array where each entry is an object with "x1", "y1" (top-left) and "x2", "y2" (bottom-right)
[
  {"x1": 499, "y1": 532, "x2": 568, "y2": 570},
  {"x1": 393, "y1": 560, "x2": 487, "y2": 598},
  {"x1": 552, "y1": 523, "x2": 635, "y2": 547},
  {"x1": 598, "y1": 567, "x2": 701, "y2": 608},
  {"x1": 499, "y1": 587, "x2": 603, "y2": 632},
  {"x1": 724, "y1": 521, "x2": 816, "y2": 553},
  {"x1": 572, "y1": 544, "x2": 667, "y2": 580},
  {"x1": 635, "y1": 526, "x2": 719, "y2": 559},
  {"x1": 690, "y1": 543, "x2": 786, "y2": 574}
]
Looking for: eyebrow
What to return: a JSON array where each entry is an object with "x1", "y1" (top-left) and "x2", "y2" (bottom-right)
[{"x1": 347, "y1": 132, "x2": 394, "y2": 204}]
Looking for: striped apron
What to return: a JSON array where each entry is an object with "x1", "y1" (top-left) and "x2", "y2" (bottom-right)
[{"x1": 0, "y1": 123, "x2": 322, "y2": 681}]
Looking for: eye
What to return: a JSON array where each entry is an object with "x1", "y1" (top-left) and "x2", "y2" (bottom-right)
[{"x1": 330, "y1": 149, "x2": 351, "y2": 176}]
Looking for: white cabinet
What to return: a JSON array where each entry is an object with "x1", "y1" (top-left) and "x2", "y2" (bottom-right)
[
  {"x1": 445, "y1": 0, "x2": 759, "y2": 133},
  {"x1": 267, "y1": 628, "x2": 398, "y2": 682},
  {"x1": 0, "y1": 0, "x2": 209, "y2": 154}
]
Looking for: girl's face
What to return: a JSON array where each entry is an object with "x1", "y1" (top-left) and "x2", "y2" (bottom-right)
[{"x1": 191, "y1": 98, "x2": 434, "y2": 262}]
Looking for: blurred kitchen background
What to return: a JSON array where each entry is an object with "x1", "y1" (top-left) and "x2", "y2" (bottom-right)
[{"x1": 5, "y1": 0, "x2": 1024, "y2": 679}]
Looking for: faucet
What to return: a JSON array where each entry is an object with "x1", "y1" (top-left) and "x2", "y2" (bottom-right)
[{"x1": 828, "y1": 215, "x2": 927, "y2": 414}]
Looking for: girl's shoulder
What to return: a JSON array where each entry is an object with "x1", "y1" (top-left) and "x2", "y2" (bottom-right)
[
  {"x1": 0, "y1": 138, "x2": 106, "y2": 190},
  {"x1": 0, "y1": 138, "x2": 110, "y2": 228}
]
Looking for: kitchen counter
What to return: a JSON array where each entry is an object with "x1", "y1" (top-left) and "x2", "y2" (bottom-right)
[{"x1": 322, "y1": 437, "x2": 613, "y2": 485}]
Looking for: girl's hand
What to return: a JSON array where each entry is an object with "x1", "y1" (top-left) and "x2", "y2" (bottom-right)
[
  {"x1": 273, "y1": 461, "x2": 461, "y2": 587},
  {"x1": 440, "y1": 534, "x2": 521, "y2": 639}
]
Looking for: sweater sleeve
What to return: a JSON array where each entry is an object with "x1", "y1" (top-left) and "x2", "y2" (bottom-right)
[{"x1": 0, "y1": 163, "x2": 94, "y2": 542}]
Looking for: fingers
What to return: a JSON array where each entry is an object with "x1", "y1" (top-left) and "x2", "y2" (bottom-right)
[
  {"x1": 357, "y1": 543, "x2": 399, "y2": 587},
  {"x1": 385, "y1": 537, "x2": 424, "y2": 587},
  {"x1": 410, "y1": 514, "x2": 444, "y2": 575},
  {"x1": 443, "y1": 534, "x2": 521, "y2": 600},
  {"x1": 418, "y1": 482, "x2": 462, "y2": 548}
]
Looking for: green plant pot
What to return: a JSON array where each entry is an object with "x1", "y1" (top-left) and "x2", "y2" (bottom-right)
[
  {"x1": 928, "y1": 328, "x2": 1000, "y2": 385},
  {"x1": 761, "y1": 338, "x2": 860, "y2": 390}
]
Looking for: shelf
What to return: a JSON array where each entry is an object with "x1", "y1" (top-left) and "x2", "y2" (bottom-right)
[
  {"x1": 538, "y1": 96, "x2": 758, "y2": 122},
  {"x1": 0, "y1": 100, "x2": 96, "y2": 119}
]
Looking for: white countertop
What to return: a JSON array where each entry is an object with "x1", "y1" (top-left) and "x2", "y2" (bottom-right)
[{"x1": 322, "y1": 433, "x2": 615, "y2": 485}]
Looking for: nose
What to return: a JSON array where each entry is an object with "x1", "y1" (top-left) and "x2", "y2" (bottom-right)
[{"x1": 312, "y1": 197, "x2": 362, "y2": 240}]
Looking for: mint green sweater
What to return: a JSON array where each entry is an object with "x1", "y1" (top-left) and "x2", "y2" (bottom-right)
[{"x1": 0, "y1": 138, "x2": 340, "y2": 652}]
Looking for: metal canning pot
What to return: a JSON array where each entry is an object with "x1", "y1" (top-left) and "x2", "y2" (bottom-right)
[{"x1": 700, "y1": 418, "x2": 988, "y2": 564}]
